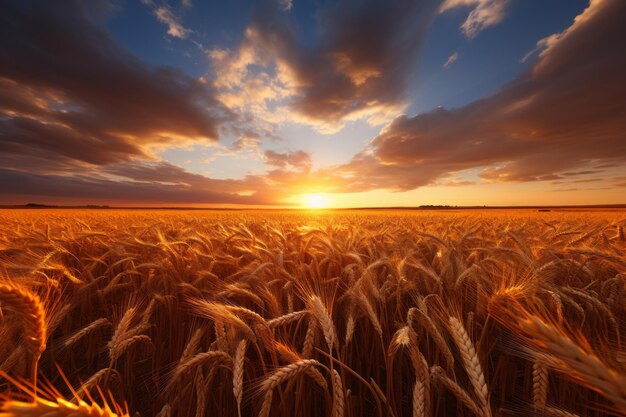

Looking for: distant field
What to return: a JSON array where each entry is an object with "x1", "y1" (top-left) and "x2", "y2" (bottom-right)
[{"x1": 1, "y1": 209, "x2": 625, "y2": 417}]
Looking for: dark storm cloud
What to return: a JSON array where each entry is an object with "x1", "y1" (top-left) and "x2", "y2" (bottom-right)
[
  {"x1": 0, "y1": 0, "x2": 225, "y2": 169},
  {"x1": 0, "y1": 155, "x2": 315, "y2": 205},
  {"x1": 0, "y1": 0, "x2": 261, "y2": 205},
  {"x1": 294, "y1": 0, "x2": 437, "y2": 122},
  {"x1": 341, "y1": 0, "x2": 626, "y2": 190},
  {"x1": 0, "y1": 116, "x2": 142, "y2": 166},
  {"x1": 0, "y1": 167, "x2": 268, "y2": 205},
  {"x1": 214, "y1": 0, "x2": 439, "y2": 130},
  {"x1": 0, "y1": 159, "x2": 286, "y2": 205}
]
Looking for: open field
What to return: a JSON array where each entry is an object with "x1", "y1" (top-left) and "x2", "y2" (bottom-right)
[{"x1": 0, "y1": 209, "x2": 625, "y2": 417}]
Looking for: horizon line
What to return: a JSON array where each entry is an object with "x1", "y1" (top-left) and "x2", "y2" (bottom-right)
[{"x1": 2, "y1": 203, "x2": 626, "y2": 211}]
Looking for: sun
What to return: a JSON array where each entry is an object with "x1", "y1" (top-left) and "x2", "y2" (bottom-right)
[{"x1": 302, "y1": 193, "x2": 328, "y2": 209}]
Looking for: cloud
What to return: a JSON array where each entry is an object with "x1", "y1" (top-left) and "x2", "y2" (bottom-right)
[
  {"x1": 0, "y1": 154, "x2": 321, "y2": 206},
  {"x1": 0, "y1": 0, "x2": 266, "y2": 205},
  {"x1": 154, "y1": 6, "x2": 191, "y2": 38},
  {"x1": 335, "y1": 0, "x2": 626, "y2": 191},
  {"x1": 231, "y1": 134, "x2": 262, "y2": 151},
  {"x1": 0, "y1": 165, "x2": 272, "y2": 205},
  {"x1": 521, "y1": 33, "x2": 562, "y2": 63},
  {"x1": 278, "y1": 0, "x2": 292, "y2": 11},
  {"x1": 264, "y1": 150, "x2": 311, "y2": 170},
  {"x1": 211, "y1": 0, "x2": 439, "y2": 133},
  {"x1": 440, "y1": 0, "x2": 509, "y2": 38},
  {"x1": 141, "y1": 0, "x2": 192, "y2": 38},
  {"x1": 0, "y1": 0, "x2": 226, "y2": 170},
  {"x1": 443, "y1": 52, "x2": 460, "y2": 68},
  {"x1": 0, "y1": 1, "x2": 333, "y2": 207}
]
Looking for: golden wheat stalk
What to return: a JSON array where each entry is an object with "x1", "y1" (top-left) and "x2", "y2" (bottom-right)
[
  {"x1": 413, "y1": 379, "x2": 425, "y2": 417},
  {"x1": 0, "y1": 370, "x2": 130, "y2": 417},
  {"x1": 331, "y1": 370, "x2": 344, "y2": 417},
  {"x1": 187, "y1": 299, "x2": 257, "y2": 343},
  {"x1": 64, "y1": 318, "x2": 111, "y2": 348},
  {"x1": 233, "y1": 339, "x2": 247, "y2": 417},
  {"x1": 181, "y1": 328, "x2": 205, "y2": 360},
  {"x1": 267, "y1": 310, "x2": 307, "y2": 328},
  {"x1": 430, "y1": 366, "x2": 485, "y2": 417},
  {"x1": 0, "y1": 281, "x2": 46, "y2": 389},
  {"x1": 448, "y1": 317, "x2": 491, "y2": 416},
  {"x1": 518, "y1": 315, "x2": 626, "y2": 410},
  {"x1": 408, "y1": 307, "x2": 454, "y2": 370},
  {"x1": 274, "y1": 342, "x2": 328, "y2": 390},
  {"x1": 532, "y1": 362, "x2": 548, "y2": 411},
  {"x1": 258, "y1": 359, "x2": 324, "y2": 417},
  {"x1": 72, "y1": 369, "x2": 121, "y2": 401},
  {"x1": 167, "y1": 351, "x2": 233, "y2": 391},
  {"x1": 307, "y1": 296, "x2": 336, "y2": 351}
]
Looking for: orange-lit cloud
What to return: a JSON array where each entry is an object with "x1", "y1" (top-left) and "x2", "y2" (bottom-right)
[
  {"x1": 210, "y1": 0, "x2": 439, "y2": 133},
  {"x1": 440, "y1": 0, "x2": 510, "y2": 38},
  {"x1": 0, "y1": 1, "x2": 224, "y2": 170},
  {"x1": 336, "y1": 0, "x2": 626, "y2": 191}
]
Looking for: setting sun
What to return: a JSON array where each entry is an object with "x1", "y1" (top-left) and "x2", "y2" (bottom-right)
[{"x1": 302, "y1": 193, "x2": 328, "y2": 209}]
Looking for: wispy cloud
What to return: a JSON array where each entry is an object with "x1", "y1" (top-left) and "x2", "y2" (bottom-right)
[
  {"x1": 440, "y1": 0, "x2": 509, "y2": 38},
  {"x1": 279, "y1": 0, "x2": 292, "y2": 11},
  {"x1": 154, "y1": 6, "x2": 191, "y2": 38},
  {"x1": 443, "y1": 51, "x2": 460, "y2": 68},
  {"x1": 521, "y1": 33, "x2": 561, "y2": 63}
]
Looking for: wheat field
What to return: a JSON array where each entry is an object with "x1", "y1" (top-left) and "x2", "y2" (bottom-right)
[{"x1": 0, "y1": 209, "x2": 625, "y2": 417}]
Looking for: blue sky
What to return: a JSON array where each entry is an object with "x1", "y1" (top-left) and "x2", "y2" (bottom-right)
[
  {"x1": 112, "y1": 0, "x2": 584, "y2": 177},
  {"x1": 104, "y1": 0, "x2": 589, "y2": 175},
  {"x1": 104, "y1": 0, "x2": 587, "y2": 113}
]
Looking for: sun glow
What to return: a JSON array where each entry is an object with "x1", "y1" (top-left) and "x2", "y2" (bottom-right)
[{"x1": 302, "y1": 193, "x2": 328, "y2": 209}]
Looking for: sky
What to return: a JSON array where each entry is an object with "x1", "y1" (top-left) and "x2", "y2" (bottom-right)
[{"x1": 0, "y1": 0, "x2": 625, "y2": 208}]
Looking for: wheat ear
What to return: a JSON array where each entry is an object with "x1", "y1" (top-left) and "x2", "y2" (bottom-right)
[
  {"x1": 532, "y1": 362, "x2": 548, "y2": 411},
  {"x1": 302, "y1": 317, "x2": 317, "y2": 358},
  {"x1": 64, "y1": 318, "x2": 111, "y2": 348},
  {"x1": 167, "y1": 351, "x2": 233, "y2": 391},
  {"x1": 519, "y1": 315, "x2": 626, "y2": 410},
  {"x1": 413, "y1": 379, "x2": 425, "y2": 417},
  {"x1": 431, "y1": 366, "x2": 485, "y2": 417},
  {"x1": 274, "y1": 342, "x2": 328, "y2": 390},
  {"x1": 332, "y1": 370, "x2": 345, "y2": 417},
  {"x1": 409, "y1": 308, "x2": 454, "y2": 370},
  {"x1": 0, "y1": 281, "x2": 46, "y2": 390},
  {"x1": 267, "y1": 310, "x2": 307, "y2": 328},
  {"x1": 233, "y1": 340, "x2": 247, "y2": 417},
  {"x1": 307, "y1": 296, "x2": 336, "y2": 351},
  {"x1": 449, "y1": 317, "x2": 490, "y2": 416},
  {"x1": 258, "y1": 359, "x2": 322, "y2": 417}
]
